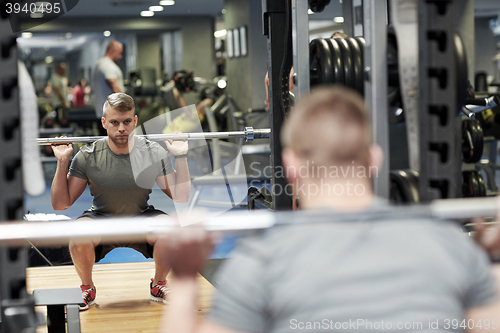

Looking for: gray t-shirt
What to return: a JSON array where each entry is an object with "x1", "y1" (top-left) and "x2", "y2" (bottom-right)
[
  {"x1": 91, "y1": 56, "x2": 124, "y2": 118},
  {"x1": 208, "y1": 209, "x2": 497, "y2": 333},
  {"x1": 68, "y1": 136, "x2": 174, "y2": 216},
  {"x1": 51, "y1": 73, "x2": 68, "y2": 108}
]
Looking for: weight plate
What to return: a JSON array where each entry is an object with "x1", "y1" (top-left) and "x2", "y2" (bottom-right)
[
  {"x1": 309, "y1": 38, "x2": 335, "y2": 86},
  {"x1": 325, "y1": 38, "x2": 345, "y2": 85},
  {"x1": 462, "y1": 171, "x2": 480, "y2": 198},
  {"x1": 473, "y1": 171, "x2": 487, "y2": 197},
  {"x1": 462, "y1": 119, "x2": 484, "y2": 164},
  {"x1": 335, "y1": 38, "x2": 355, "y2": 89},
  {"x1": 390, "y1": 169, "x2": 419, "y2": 203},
  {"x1": 345, "y1": 37, "x2": 364, "y2": 95}
]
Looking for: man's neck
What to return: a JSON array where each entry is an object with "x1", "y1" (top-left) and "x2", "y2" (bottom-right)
[
  {"x1": 295, "y1": 178, "x2": 376, "y2": 211},
  {"x1": 107, "y1": 135, "x2": 134, "y2": 155}
]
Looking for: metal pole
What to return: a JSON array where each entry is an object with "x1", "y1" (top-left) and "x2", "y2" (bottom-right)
[
  {"x1": 364, "y1": 0, "x2": 389, "y2": 197},
  {"x1": 35, "y1": 127, "x2": 271, "y2": 145},
  {"x1": 291, "y1": 0, "x2": 310, "y2": 100},
  {"x1": 0, "y1": 197, "x2": 498, "y2": 247}
]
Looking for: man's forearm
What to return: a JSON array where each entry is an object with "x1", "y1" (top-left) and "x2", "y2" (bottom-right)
[
  {"x1": 160, "y1": 276, "x2": 198, "y2": 333},
  {"x1": 172, "y1": 157, "x2": 191, "y2": 203},
  {"x1": 106, "y1": 79, "x2": 122, "y2": 93},
  {"x1": 51, "y1": 159, "x2": 71, "y2": 210}
]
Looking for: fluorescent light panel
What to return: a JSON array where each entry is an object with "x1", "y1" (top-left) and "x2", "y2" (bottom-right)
[
  {"x1": 149, "y1": 5, "x2": 164, "y2": 11},
  {"x1": 214, "y1": 29, "x2": 227, "y2": 38}
]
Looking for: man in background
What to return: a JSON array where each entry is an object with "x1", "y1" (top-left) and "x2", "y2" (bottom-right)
[
  {"x1": 91, "y1": 40, "x2": 125, "y2": 118},
  {"x1": 51, "y1": 62, "x2": 70, "y2": 124}
]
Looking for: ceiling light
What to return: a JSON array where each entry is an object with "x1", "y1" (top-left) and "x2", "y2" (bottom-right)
[
  {"x1": 140, "y1": 10, "x2": 154, "y2": 17},
  {"x1": 149, "y1": 5, "x2": 163, "y2": 11},
  {"x1": 217, "y1": 79, "x2": 227, "y2": 89},
  {"x1": 159, "y1": 0, "x2": 175, "y2": 5},
  {"x1": 333, "y1": 16, "x2": 344, "y2": 23},
  {"x1": 307, "y1": 9, "x2": 314, "y2": 14},
  {"x1": 21, "y1": 32, "x2": 33, "y2": 38},
  {"x1": 65, "y1": 32, "x2": 72, "y2": 38},
  {"x1": 103, "y1": 30, "x2": 111, "y2": 37},
  {"x1": 214, "y1": 29, "x2": 227, "y2": 38},
  {"x1": 222, "y1": 9, "x2": 226, "y2": 14},
  {"x1": 45, "y1": 56, "x2": 53, "y2": 64},
  {"x1": 30, "y1": 12, "x2": 43, "y2": 18}
]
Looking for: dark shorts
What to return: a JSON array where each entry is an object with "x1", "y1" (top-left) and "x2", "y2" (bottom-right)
[{"x1": 77, "y1": 206, "x2": 166, "y2": 262}]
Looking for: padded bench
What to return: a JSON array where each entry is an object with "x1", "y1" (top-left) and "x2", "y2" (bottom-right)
[{"x1": 33, "y1": 288, "x2": 82, "y2": 333}]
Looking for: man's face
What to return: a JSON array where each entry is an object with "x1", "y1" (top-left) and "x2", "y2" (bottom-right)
[
  {"x1": 113, "y1": 45, "x2": 123, "y2": 62},
  {"x1": 101, "y1": 107, "x2": 137, "y2": 147}
]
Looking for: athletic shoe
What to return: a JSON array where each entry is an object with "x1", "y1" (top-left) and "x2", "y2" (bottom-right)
[
  {"x1": 79, "y1": 285, "x2": 96, "y2": 311},
  {"x1": 150, "y1": 278, "x2": 170, "y2": 304}
]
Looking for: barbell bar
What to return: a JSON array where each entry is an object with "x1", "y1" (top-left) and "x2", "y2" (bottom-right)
[
  {"x1": 34, "y1": 127, "x2": 271, "y2": 145},
  {"x1": 0, "y1": 197, "x2": 498, "y2": 247}
]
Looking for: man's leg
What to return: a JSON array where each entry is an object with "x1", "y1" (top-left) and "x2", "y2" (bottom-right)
[
  {"x1": 148, "y1": 235, "x2": 171, "y2": 286},
  {"x1": 147, "y1": 213, "x2": 172, "y2": 303},
  {"x1": 69, "y1": 217, "x2": 100, "y2": 310}
]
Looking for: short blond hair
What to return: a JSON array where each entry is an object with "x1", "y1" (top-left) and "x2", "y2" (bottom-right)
[
  {"x1": 281, "y1": 86, "x2": 370, "y2": 167},
  {"x1": 102, "y1": 93, "x2": 135, "y2": 117}
]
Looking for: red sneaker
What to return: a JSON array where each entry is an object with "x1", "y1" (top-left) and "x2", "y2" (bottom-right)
[
  {"x1": 79, "y1": 285, "x2": 96, "y2": 311},
  {"x1": 150, "y1": 278, "x2": 170, "y2": 304}
]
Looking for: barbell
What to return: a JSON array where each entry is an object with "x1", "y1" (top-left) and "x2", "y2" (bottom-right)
[
  {"x1": 35, "y1": 127, "x2": 271, "y2": 145},
  {"x1": 0, "y1": 197, "x2": 498, "y2": 247}
]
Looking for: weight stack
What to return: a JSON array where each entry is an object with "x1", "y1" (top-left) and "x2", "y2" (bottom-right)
[
  {"x1": 0, "y1": 10, "x2": 32, "y2": 333},
  {"x1": 417, "y1": 0, "x2": 461, "y2": 201}
]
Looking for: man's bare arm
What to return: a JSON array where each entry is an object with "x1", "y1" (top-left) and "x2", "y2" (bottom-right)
[
  {"x1": 158, "y1": 137, "x2": 191, "y2": 203},
  {"x1": 51, "y1": 141, "x2": 87, "y2": 210},
  {"x1": 106, "y1": 78, "x2": 122, "y2": 93}
]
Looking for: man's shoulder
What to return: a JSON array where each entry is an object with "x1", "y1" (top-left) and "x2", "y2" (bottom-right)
[
  {"x1": 134, "y1": 136, "x2": 166, "y2": 153},
  {"x1": 77, "y1": 138, "x2": 107, "y2": 156}
]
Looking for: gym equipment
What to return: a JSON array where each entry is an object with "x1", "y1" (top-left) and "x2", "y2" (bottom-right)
[
  {"x1": 173, "y1": 70, "x2": 196, "y2": 93},
  {"x1": 308, "y1": 0, "x2": 330, "y2": 13},
  {"x1": 462, "y1": 119, "x2": 484, "y2": 164},
  {"x1": 390, "y1": 169, "x2": 420, "y2": 203},
  {"x1": 34, "y1": 127, "x2": 271, "y2": 145},
  {"x1": 248, "y1": 186, "x2": 273, "y2": 210},
  {"x1": 462, "y1": 170, "x2": 487, "y2": 198},
  {"x1": 0, "y1": 196, "x2": 499, "y2": 247}
]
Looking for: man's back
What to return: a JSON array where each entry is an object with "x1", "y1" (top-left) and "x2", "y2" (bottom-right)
[
  {"x1": 91, "y1": 56, "x2": 124, "y2": 118},
  {"x1": 209, "y1": 211, "x2": 497, "y2": 332}
]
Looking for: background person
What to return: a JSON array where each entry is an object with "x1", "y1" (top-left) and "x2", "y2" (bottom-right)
[
  {"x1": 158, "y1": 86, "x2": 500, "y2": 333},
  {"x1": 51, "y1": 92, "x2": 191, "y2": 310},
  {"x1": 91, "y1": 40, "x2": 125, "y2": 118},
  {"x1": 72, "y1": 78, "x2": 87, "y2": 107},
  {"x1": 51, "y1": 62, "x2": 70, "y2": 124}
]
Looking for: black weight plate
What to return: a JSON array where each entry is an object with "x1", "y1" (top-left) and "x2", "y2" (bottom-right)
[
  {"x1": 324, "y1": 38, "x2": 344, "y2": 84},
  {"x1": 462, "y1": 171, "x2": 480, "y2": 197},
  {"x1": 345, "y1": 37, "x2": 364, "y2": 95},
  {"x1": 462, "y1": 119, "x2": 484, "y2": 163},
  {"x1": 454, "y1": 33, "x2": 468, "y2": 113},
  {"x1": 473, "y1": 171, "x2": 487, "y2": 197},
  {"x1": 335, "y1": 38, "x2": 355, "y2": 89},
  {"x1": 308, "y1": 0, "x2": 331, "y2": 13},
  {"x1": 309, "y1": 39, "x2": 335, "y2": 86},
  {"x1": 389, "y1": 170, "x2": 419, "y2": 203}
]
